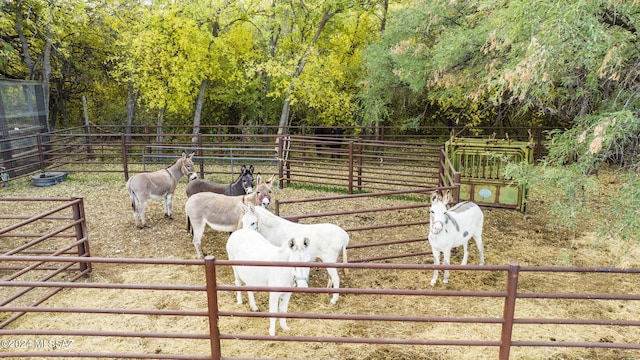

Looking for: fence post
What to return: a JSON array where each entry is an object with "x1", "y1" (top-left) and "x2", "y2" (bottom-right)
[
  {"x1": 204, "y1": 256, "x2": 222, "y2": 360},
  {"x1": 499, "y1": 261, "x2": 520, "y2": 360},
  {"x1": 438, "y1": 144, "x2": 445, "y2": 188},
  {"x1": 348, "y1": 141, "x2": 354, "y2": 194},
  {"x1": 71, "y1": 196, "x2": 92, "y2": 274},
  {"x1": 356, "y1": 140, "x2": 363, "y2": 191},
  {"x1": 197, "y1": 133, "x2": 204, "y2": 178},
  {"x1": 37, "y1": 133, "x2": 46, "y2": 172},
  {"x1": 121, "y1": 133, "x2": 129, "y2": 181},
  {"x1": 278, "y1": 135, "x2": 284, "y2": 190}
]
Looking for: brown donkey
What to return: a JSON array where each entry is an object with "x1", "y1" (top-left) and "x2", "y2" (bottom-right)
[{"x1": 185, "y1": 174, "x2": 275, "y2": 258}]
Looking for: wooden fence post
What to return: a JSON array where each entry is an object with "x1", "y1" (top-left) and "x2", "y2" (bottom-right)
[
  {"x1": 204, "y1": 256, "x2": 222, "y2": 360},
  {"x1": 499, "y1": 261, "x2": 520, "y2": 360}
]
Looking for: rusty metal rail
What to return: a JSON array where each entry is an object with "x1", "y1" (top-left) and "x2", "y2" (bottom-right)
[{"x1": 1, "y1": 256, "x2": 639, "y2": 359}]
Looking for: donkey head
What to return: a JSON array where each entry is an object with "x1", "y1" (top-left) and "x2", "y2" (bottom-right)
[
  {"x1": 287, "y1": 236, "x2": 311, "y2": 288},
  {"x1": 255, "y1": 173, "x2": 276, "y2": 208},
  {"x1": 181, "y1": 152, "x2": 198, "y2": 181},
  {"x1": 238, "y1": 202, "x2": 258, "y2": 230},
  {"x1": 240, "y1": 165, "x2": 255, "y2": 194},
  {"x1": 429, "y1": 190, "x2": 452, "y2": 235}
]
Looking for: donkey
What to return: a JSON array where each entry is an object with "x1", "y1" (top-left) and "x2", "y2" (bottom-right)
[
  {"x1": 126, "y1": 152, "x2": 197, "y2": 228},
  {"x1": 226, "y1": 229, "x2": 311, "y2": 336},
  {"x1": 250, "y1": 205, "x2": 349, "y2": 305},
  {"x1": 185, "y1": 164, "x2": 254, "y2": 197},
  {"x1": 428, "y1": 190, "x2": 484, "y2": 286},
  {"x1": 185, "y1": 174, "x2": 275, "y2": 258}
]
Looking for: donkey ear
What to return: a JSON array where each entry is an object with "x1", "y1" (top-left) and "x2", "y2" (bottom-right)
[
  {"x1": 249, "y1": 164, "x2": 254, "y2": 173},
  {"x1": 431, "y1": 191, "x2": 439, "y2": 203},
  {"x1": 256, "y1": 173, "x2": 262, "y2": 184},
  {"x1": 443, "y1": 190, "x2": 451, "y2": 205},
  {"x1": 182, "y1": 151, "x2": 187, "y2": 158},
  {"x1": 238, "y1": 202, "x2": 249, "y2": 212},
  {"x1": 266, "y1": 174, "x2": 277, "y2": 185},
  {"x1": 241, "y1": 164, "x2": 247, "y2": 174}
]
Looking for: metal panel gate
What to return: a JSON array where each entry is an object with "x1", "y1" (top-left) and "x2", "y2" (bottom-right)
[{"x1": 446, "y1": 137, "x2": 533, "y2": 211}]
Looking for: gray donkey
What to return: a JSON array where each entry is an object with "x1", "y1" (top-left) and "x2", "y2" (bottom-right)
[{"x1": 126, "y1": 152, "x2": 197, "y2": 228}]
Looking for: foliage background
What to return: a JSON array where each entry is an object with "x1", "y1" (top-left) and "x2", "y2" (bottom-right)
[{"x1": 1, "y1": 0, "x2": 639, "y2": 242}]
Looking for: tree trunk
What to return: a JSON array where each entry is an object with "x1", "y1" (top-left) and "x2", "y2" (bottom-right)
[
  {"x1": 192, "y1": 79, "x2": 207, "y2": 142},
  {"x1": 156, "y1": 106, "x2": 165, "y2": 147},
  {"x1": 15, "y1": 0, "x2": 33, "y2": 78},
  {"x1": 42, "y1": 6, "x2": 53, "y2": 128},
  {"x1": 126, "y1": 81, "x2": 136, "y2": 146},
  {"x1": 277, "y1": 10, "x2": 337, "y2": 136}
]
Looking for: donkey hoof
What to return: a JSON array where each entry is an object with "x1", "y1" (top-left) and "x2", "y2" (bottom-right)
[{"x1": 430, "y1": 280, "x2": 437, "y2": 286}]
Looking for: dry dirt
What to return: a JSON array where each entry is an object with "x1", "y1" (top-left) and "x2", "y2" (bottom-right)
[{"x1": 1, "y1": 168, "x2": 639, "y2": 360}]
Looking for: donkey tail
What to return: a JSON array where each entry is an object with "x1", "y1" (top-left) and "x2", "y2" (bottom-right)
[
  {"x1": 125, "y1": 177, "x2": 138, "y2": 212},
  {"x1": 186, "y1": 215, "x2": 192, "y2": 235},
  {"x1": 341, "y1": 244, "x2": 349, "y2": 277}
]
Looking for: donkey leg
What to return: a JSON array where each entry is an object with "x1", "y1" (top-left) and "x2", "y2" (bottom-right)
[
  {"x1": 130, "y1": 200, "x2": 140, "y2": 227},
  {"x1": 233, "y1": 269, "x2": 243, "y2": 305},
  {"x1": 191, "y1": 222, "x2": 206, "y2": 258},
  {"x1": 461, "y1": 243, "x2": 469, "y2": 265},
  {"x1": 164, "y1": 194, "x2": 173, "y2": 219},
  {"x1": 247, "y1": 291, "x2": 259, "y2": 312},
  {"x1": 442, "y1": 248, "x2": 452, "y2": 284},
  {"x1": 430, "y1": 250, "x2": 441, "y2": 286},
  {"x1": 325, "y1": 267, "x2": 341, "y2": 304},
  {"x1": 268, "y1": 292, "x2": 281, "y2": 336},
  {"x1": 278, "y1": 292, "x2": 292, "y2": 332},
  {"x1": 474, "y1": 234, "x2": 485, "y2": 265},
  {"x1": 138, "y1": 200, "x2": 149, "y2": 228}
]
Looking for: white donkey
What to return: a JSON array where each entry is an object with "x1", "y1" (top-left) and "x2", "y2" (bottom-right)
[
  {"x1": 226, "y1": 229, "x2": 311, "y2": 336},
  {"x1": 428, "y1": 190, "x2": 484, "y2": 286},
  {"x1": 185, "y1": 174, "x2": 274, "y2": 258},
  {"x1": 251, "y1": 205, "x2": 349, "y2": 305},
  {"x1": 126, "y1": 152, "x2": 197, "y2": 228}
]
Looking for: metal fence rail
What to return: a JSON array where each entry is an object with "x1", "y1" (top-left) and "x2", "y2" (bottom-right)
[
  {"x1": 0, "y1": 130, "x2": 458, "y2": 195},
  {"x1": 1, "y1": 256, "x2": 638, "y2": 359},
  {"x1": 0, "y1": 197, "x2": 91, "y2": 329}
]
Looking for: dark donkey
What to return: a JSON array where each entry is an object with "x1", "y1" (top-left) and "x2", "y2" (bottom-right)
[{"x1": 185, "y1": 164, "x2": 254, "y2": 198}]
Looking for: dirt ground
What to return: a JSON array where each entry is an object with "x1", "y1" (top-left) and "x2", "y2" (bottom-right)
[{"x1": 1, "y1": 168, "x2": 639, "y2": 360}]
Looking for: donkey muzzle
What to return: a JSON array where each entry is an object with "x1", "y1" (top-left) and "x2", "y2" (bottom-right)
[{"x1": 431, "y1": 220, "x2": 444, "y2": 234}]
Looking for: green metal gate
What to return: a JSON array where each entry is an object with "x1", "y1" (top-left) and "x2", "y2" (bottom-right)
[{"x1": 446, "y1": 137, "x2": 533, "y2": 211}]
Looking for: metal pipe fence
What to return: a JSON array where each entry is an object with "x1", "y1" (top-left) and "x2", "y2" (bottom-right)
[
  {"x1": 0, "y1": 129, "x2": 458, "y2": 195},
  {"x1": 1, "y1": 255, "x2": 638, "y2": 359}
]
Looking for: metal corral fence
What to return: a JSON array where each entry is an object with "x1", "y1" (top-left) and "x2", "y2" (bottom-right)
[
  {"x1": 0, "y1": 128, "x2": 462, "y2": 195},
  {"x1": 0, "y1": 124, "x2": 548, "y2": 191},
  {"x1": 1, "y1": 256, "x2": 639, "y2": 359},
  {"x1": 1, "y1": 198, "x2": 640, "y2": 359},
  {"x1": 0, "y1": 197, "x2": 91, "y2": 328}
]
